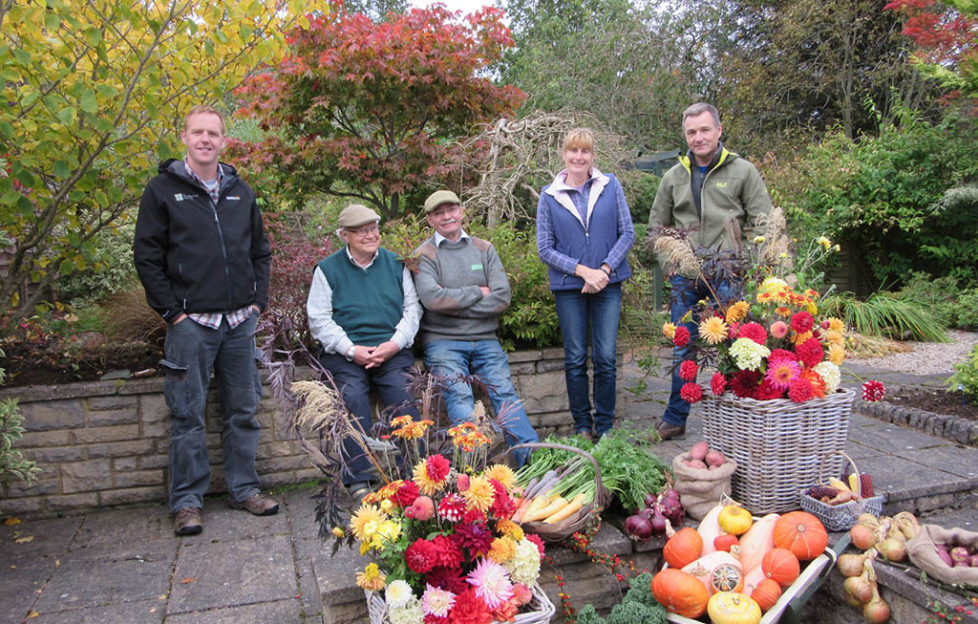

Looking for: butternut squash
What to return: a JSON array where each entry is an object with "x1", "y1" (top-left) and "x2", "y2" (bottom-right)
[
  {"x1": 736, "y1": 513, "x2": 780, "y2": 572},
  {"x1": 696, "y1": 503, "x2": 724, "y2": 555}
]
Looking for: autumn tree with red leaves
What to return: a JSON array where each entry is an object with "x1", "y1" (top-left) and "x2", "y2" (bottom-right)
[
  {"x1": 233, "y1": 5, "x2": 525, "y2": 219},
  {"x1": 885, "y1": 0, "x2": 978, "y2": 98}
]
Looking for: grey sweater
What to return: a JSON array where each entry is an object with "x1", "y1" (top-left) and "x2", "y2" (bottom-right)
[{"x1": 413, "y1": 235, "x2": 511, "y2": 344}]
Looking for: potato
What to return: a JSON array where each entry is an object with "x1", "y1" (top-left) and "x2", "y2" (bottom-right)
[{"x1": 689, "y1": 440, "x2": 710, "y2": 461}]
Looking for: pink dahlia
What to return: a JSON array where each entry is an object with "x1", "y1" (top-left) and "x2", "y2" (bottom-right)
[
  {"x1": 422, "y1": 584, "x2": 456, "y2": 618},
  {"x1": 448, "y1": 588, "x2": 492, "y2": 624},
  {"x1": 765, "y1": 357, "x2": 801, "y2": 390},
  {"x1": 770, "y1": 320, "x2": 789, "y2": 339},
  {"x1": 405, "y1": 495, "x2": 435, "y2": 521},
  {"x1": 466, "y1": 559, "x2": 514, "y2": 610}
]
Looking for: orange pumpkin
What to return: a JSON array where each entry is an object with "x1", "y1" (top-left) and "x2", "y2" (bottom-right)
[
  {"x1": 664, "y1": 527, "x2": 704, "y2": 569},
  {"x1": 652, "y1": 568, "x2": 710, "y2": 618},
  {"x1": 773, "y1": 511, "x2": 828, "y2": 561},
  {"x1": 761, "y1": 547, "x2": 801, "y2": 586},
  {"x1": 751, "y1": 578, "x2": 783, "y2": 612}
]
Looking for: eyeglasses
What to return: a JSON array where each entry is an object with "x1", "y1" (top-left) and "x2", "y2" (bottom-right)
[{"x1": 347, "y1": 224, "x2": 379, "y2": 237}]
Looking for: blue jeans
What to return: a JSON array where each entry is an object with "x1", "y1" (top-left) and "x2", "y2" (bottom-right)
[
  {"x1": 161, "y1": 314, "x2": 262, "y2": 512},
  {"x1": 554, "y1": 284, "x2": 622, "y2": 437},
  {"x1": 663, "y1": 276, "x2": 741, "y2": 427},
  {"x1": 319, "y1": 348, "x2": 420, "y2": 486},
  {"x1": 423, "y1": 340, "x2": 539, "y2": 466}
]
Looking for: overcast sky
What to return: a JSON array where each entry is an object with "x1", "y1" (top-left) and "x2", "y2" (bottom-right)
[{"x1": 408, "y1": 0, "x2": 500, "y2": 16}]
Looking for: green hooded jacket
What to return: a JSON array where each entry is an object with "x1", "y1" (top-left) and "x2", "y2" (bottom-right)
[{"x1": 649, "y1": 147, "x2": 772, "y2": 277}]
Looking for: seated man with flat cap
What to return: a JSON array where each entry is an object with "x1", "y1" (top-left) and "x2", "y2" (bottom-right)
[{"x1": 307, "y1": 204, "x2": 422, "y2": 501}]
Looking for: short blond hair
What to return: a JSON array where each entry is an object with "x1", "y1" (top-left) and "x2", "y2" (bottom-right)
[
  {"x1": 563, "y1": 128, "x2": 595, "y2": 152},
  {"x1": 184, "y1": 105, "x2": 226, "y2": 134}
]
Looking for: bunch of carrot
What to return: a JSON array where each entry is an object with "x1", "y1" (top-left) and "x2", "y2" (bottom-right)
[{"x1": 511, "y1": 454, "x2": 595, "y2": 525}]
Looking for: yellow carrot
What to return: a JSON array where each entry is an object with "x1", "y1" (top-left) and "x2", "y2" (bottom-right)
[
  {"x1": 523, "y1": 496, "x2": 568, "y2": 523},
  {"x1": 543, "y1": 493, "x2": 586, "y2": 524}
]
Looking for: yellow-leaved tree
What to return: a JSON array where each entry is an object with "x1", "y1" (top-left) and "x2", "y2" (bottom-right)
[{"x1": 0, "y1": 0, "x2": 326, "y2": 326}]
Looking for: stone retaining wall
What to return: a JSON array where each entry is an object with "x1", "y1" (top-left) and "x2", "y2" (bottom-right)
[{"x1": 0, "y1": 348, "x2": 595, "y2": 518}]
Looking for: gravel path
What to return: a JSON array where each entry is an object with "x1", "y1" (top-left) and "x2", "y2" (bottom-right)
[{"x1": 847, "y1": 329, "x2": 978, "y2": 376}]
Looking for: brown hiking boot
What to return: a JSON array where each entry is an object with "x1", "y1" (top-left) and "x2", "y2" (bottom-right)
[
  {"x1": 174, "y1": 507, "x2": 202, "y2": 536},
  {"x1": 655, "y1": 419, "x2": 686, "y2": 441},
  {"x1": 229, "y1": 493, "x2": 280, "y2": 516}
]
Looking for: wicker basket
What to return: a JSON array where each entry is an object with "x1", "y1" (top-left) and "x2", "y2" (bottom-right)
[
  {"x1": 507, "y1": 442, "x2": 611, "y2": 543},
  {"x1": 800, "y1": 451, "x2": 885, "y2": 532},
  {"x1": 700, "y1": 388, "x2": 856, "y2": 515},
  {"x1": 365, "y1": 582, "x2": 555, "y2": 624}
]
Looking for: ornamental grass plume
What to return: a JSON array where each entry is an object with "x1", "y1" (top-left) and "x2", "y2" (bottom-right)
[{"x1": 651, "y1": 231, "x2": 701, "y2": 276}]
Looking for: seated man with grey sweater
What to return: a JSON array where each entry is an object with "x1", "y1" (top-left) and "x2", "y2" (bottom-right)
[{"x1": 412, "y1": 190, "x2": 539, "y2": 466}]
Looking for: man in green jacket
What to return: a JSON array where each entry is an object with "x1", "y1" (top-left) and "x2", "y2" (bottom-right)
[{"x1": 649, "y1": 102, "x2": 773, "y2": 440}]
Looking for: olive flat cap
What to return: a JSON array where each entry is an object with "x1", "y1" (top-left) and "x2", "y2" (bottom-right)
[{"x1": 423, "y1": 190, "x2": 461, "y2": 213}]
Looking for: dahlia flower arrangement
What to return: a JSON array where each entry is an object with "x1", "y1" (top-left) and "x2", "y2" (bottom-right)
[
  {"x1": 344, "y1": 418, "x2": 546, "y2": 624},
  {"x1": 663, "y1": 276, "x2": 850, "y2": 404}
]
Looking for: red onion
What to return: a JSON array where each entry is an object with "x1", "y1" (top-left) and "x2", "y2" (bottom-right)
[
  {"x1": 624, "y1": 514, "x2": 653, "y2": 540},
  {"x1": 936, "y1": 545, "x2": 953, "y2": 567},
  {"x1": 970, "y1": 554, "x2": 978, "y2": 567},
  {"x1": 650, "y1": 511, "x2": 668, "y2": 536},
  {"x1": 655, "y1": 494, "x2": 685, "y2": 526},
  {"x1": 644, "y1": 492, "x2": 658, "y2": 508}
]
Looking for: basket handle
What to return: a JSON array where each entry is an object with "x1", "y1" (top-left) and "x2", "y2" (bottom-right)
[
  {"x1": 506, "y1": 442, "x2": 606, "y2": 498},
  {"x1": 818, "y1": 450, "x2": 864, "y2": 498}
]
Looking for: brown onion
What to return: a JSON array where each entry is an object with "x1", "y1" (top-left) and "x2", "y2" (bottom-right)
[
  {"x1": 863, "y1": 594, "x2": 891, "y2": 624},
  {"x1": 876, "y1": 537, "x2": 907, "y2": 562},
  {"x1": 844, "y1": 575, "x2": 874, "y2": 604},
  {"x1": 837, "y1": 552, "x2": 871, "y2": 577},
  {"x1": 850, "y1": 524, "x2": 876, "y2": 551}
]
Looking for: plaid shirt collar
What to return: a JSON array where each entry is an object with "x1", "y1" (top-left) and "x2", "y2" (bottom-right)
[{"x1": 183, "y1": 158, "x2": 223, "y2": 204}]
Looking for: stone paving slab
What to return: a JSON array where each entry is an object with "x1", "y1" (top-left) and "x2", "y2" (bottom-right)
[
  {"x1": 32, "y1": 554, "x2": 173, "y2": 613},
  {"x1": 164, "y1": 598, "x2": 303, "y2": 624},
  {"x1": 28, "y1": 599, "x2": 166, "y2": 624},
  {"x1": 1, "y1": 556, "x2": 60, "y2": 624},
  {"x1": 169, "y1": 533, "x2": 298, "y2": 614}
]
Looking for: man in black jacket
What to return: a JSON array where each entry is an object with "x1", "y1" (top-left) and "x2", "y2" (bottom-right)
[{"x1": 134, "y1": 105, "x2": 278, "y2": 536}]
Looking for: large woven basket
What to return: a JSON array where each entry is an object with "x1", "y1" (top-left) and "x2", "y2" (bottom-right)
[
  {"x1": 365, "y1": 582, "x2": 555, "y2": 624},
  {"x1": 700, "y1": 388, "x2": 856, "y2": 515},
  {"x1": 508, "y1": 442, "x2": 611, "y2": 543}
]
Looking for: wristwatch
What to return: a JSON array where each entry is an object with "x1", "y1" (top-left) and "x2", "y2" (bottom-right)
[{"x1": 345, "y1": 345, "x2": 356, "y2": 361}]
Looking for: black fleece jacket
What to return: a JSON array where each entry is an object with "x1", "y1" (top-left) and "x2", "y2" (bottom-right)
[{"x1": 133, "y1": 159, "x2": 271, "y2": 323}]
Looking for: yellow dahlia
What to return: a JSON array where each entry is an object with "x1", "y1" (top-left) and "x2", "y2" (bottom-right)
[
  {"x1": 463, "y1": 475, "x2": 495, "y2": 512},
  {"x1": 488, "y1": 536, "x2": 517, "y2": 563},
  {"x1": 662, "y1": 322, "x2": 677, "y2": 340},
  {"x1": 699, "y1": 316, "x2": 729, "y2": 345},
  {"x1": 495, "y1": 519, "x2": 525, "y2": 541},
  {"x1": 793, "y1": 330, "x2": 813, "y2": 345},
  {"x1": 726, "y1": 301, "x2": 750, "y2": 322},
  {"x1": 827, "y1": 343, "x2": 846, "y2": 365},
  {"x1": 483, "y1": 464, "x2": 517, "y2": 490},
  {"x1": 759, "y1": 277, "x2": 789, "y2": 295},
  {"x1": 356, "y1": 563, "x2": 386, "y2": 591},
  {"x1": 825, "y1": 330, "x2": 845, "y2": 347},
  {"x1": 349, "y1": 504, "x2": 386, "y2": 541},
  {"x1": 826, "y1": 317, "x2": 845, "y2": 333}
]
